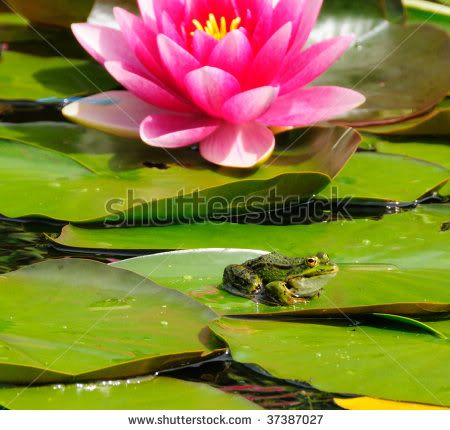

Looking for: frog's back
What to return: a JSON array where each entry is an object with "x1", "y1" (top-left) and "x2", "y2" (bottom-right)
[{"x1": 246, "y1": 253, "x2": 305, "y2": 283}]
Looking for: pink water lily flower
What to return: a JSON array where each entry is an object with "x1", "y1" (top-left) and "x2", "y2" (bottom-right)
[{"x1": 65, "y1": 0, "x2": 365, "y2": 168}]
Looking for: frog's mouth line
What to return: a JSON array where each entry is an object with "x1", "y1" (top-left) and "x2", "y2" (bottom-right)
[{"x1": 301, "y1": 266, "x2": 339, "y2": 278}]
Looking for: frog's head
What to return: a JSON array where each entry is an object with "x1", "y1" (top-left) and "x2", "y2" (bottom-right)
[
  {"x1": 300, "y1": 252, "x2": 338, "y2": 278},
  {"x1": 286, "y1": 253, "x2": 338, "y2": 297}
]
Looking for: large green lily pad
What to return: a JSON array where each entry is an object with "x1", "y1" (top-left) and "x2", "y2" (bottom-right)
[
  {"x1": 0, "y1": 123, "x2": 364, "y2": 222},
  {"x1": 0, "y1": 50, "x2": 117, "y2": 100},
  {"x1": 210, "y1": 318, "x2": 450, "y2": 406},
  {"x1": 0, "y1": 259, "x2": 221, "y2": 385},
  {"x1": 0, "y1": 376, "x2": 259, "y2": 410},
  {"x1": 53, "y1": 205, "x2": 450, "y2": 269},
  {"x1": 318, "y1": 152, "x2": 448, "y2": 201},
  {"x1": 111, "y1": 249, "x2": 450, "y2": 317},
  {"x1": 318, "y1": 22, "x2": 450, "y2": 125},
  {"x1": 368, "y1": 137, "x2": 450, "y2": 170},
  {"x1": 273, "y1": 129, "x2": 449, "y2": 200}
]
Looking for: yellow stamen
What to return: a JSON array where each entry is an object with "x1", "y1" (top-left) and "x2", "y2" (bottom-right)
[
  {"x1": 190, "y1": 14, "x2": 242, "y2": 40},
  {"x1": 230, "y1": 17, "x2": 241, "y2": 31},
  {"x1": 220, "y1": 16, "x2": 227, "y2": 35},
  {"x1": 192, "y1": 19, "x2": 204, "y2": 32},
  {"x1": 209, "y1": 13, "x2": 220, "y2": 34}
]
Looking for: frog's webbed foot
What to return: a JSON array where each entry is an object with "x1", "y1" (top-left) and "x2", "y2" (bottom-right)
[{"x1": 222, "y1": 264, "x2": 263, "y2": 295}]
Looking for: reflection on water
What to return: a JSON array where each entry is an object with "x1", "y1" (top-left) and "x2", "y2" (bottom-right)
[
  {"x1": 0, "y1": 220, "x2": 47, "y2": 273},
  {"x1": 164, "y1": 360, "x2": 343, "y2": 410}
]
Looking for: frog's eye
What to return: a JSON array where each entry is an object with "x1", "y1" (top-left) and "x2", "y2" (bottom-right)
[{"x1": 306, "y1": 257, "x2": 318, "y2": 268}]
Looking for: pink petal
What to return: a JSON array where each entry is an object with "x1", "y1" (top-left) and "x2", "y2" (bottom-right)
[
  {"x1": 289, "y1": 0, "x2": 323, "y2": 52},
  {"x1": 222, "y1": 86, "x2": 279, "y2": 123},
  {"x1": 62, "y1": 91, "x2": 157, "y2": 139},
  {"x1": 113, "y1": 8, "x2": 165, "y2": 81},
  {"x1": 137, "y1": 0, "x2": 156, "y2": 28},
  {"x1": 160, "y1": 10, "x2": 185, "y2": 46},
  {"x1": 208, "y1": 30, "x2": 253, "y2": 80},
  {"x1": 200, "y1": 122, "x2": 275, "y2": 168},
  {"x1": 192, "y1": 30, "x2": 218, "y2": 64},
  {"x1": 185, "y1": 66, "x2": 241, "y2": 117},
  {"x1": 234, "y1": 0, "x2": 273, "y2": 31},
  {"x1": 272, "y1": 0, "x2": 305, "y2": 34},
  {"x1": 246, "y1": 22, "x2": 292, "y2": 87},
  {"x1": 152, "y1": 0, "x2": 185, "y2": 28},
  {"x1": 157, "y1": 34, "x2": 201, "y2": 90},
  {"x1": 249, "y1": 1, "x2": 273, "y2": 51},
  {"x1": 71, "y1": 23, "x2": 139, "y2": 68},
  {"x1": 104, "y1": 61, "x2": 195, "y2": 113},
  {"x1": 259, "y1": 86, "x2": 366, "y2": 126},
  {"x1": 280, "y1": 35, "x2": 354, "y2": 94},
  {"x1": 140, "y1": 113, "x2": 220, "y2": 148}
]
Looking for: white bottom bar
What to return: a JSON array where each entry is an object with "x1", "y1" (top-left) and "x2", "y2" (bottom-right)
[{"x1": 0, "y1": 410, "x2": 448, "y2": 430}]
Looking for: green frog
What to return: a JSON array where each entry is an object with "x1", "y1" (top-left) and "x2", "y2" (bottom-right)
[{"x1": 221, "y1": 252, "x2": 338, "y2": 306}]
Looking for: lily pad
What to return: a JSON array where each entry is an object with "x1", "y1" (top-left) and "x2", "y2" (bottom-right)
[
  {"x1": 53, "y1": 205, "x2": 450, "y2": 270},
  {"x1": 0, "y1": 259, "x2": 221, "y2": 385},
  {"x1": 0, "y1": 12, "x2": 39, "y2": 42},
  {"x1": 0, "y1": 376, "x2": 258, "y2": 410},
  {"x1": 5, "y1": 0, "x2": 95, "y2": 28},
  {"x1": 273, "y1": 129, "x2": 449, "y2": 201},
  {"x1": 359, "y1": 99, "x2": 450, "y2": 136},
  {"x1": 110, "y1": 249, "x2": 450, "y2": 317},
  {"x1": 317, "y1": 22, "x2": 450, "y2": 125},
  {"x1": 0, "y1": 50, "x2": 117, "y2": 100},
  {"x1": 367, "y1": 136, "x2": 450, "y2": 170},
  {"x1": 320, "y1": 152, "x2": 448, "y2": 201},
  {"x1": 311, "y1": 0, "x2": 405, "y2": 43},
  {"x1": 404, "y1": 0, "x2": 450, "y2": 34},
  {"x1": 210, "y1": 318, "x2": 450, "y2": 406},
  {"x1": 371, "y1": 314, "x2": 448, "y2": 339},
  {"x1": 0, "y1": 122, "x2": 363, "y2": 222}
]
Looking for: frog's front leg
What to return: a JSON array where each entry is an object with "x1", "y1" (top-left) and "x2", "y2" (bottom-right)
[
  {"x1": 223, "y1": 264, "x2": 263, "y2": 295},
  {"x1": 264, "y1": 281, "x2": 296, "y2": 306}
]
